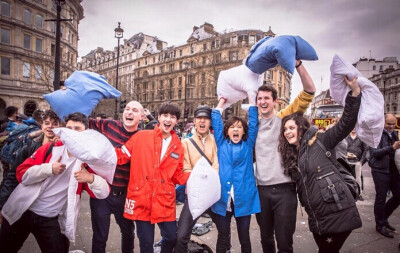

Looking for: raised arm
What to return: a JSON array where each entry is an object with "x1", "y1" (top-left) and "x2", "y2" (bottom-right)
[{"x1": 211, "y1": 98, "x2": 226, "y2": 147}]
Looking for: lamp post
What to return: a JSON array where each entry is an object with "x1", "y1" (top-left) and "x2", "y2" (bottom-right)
[
  {"x1": 183, "y1": 61, "x2": 190, "y2": 122},
  {"x1": 114, "y1": 22, "x2": 124, "y2": 120}
]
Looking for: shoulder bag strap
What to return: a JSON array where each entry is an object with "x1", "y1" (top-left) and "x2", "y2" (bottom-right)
[{"x1": 189, "y1": 138, "x2": 212, "y2": 166}]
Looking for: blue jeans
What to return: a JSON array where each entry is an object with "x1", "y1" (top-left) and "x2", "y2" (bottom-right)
[
  {"x1": 212, "y1": 203, "x2": 251, "y2": 253},
  {"x1": 136, "y1": 220, "x2": 177, "y2": 253},
  {"x1": 371, "y1": 171, "x2": 400, "y2": 227},
  {"x1": 90, "y1": 192, "x2": 134, "y2": 253},
  {"x1": 256, "y1": 183, "x2": 297, "y2": 253}
]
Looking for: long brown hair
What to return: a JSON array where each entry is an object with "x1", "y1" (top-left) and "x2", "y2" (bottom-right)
[{"x1": 278, "y1": 113, "x2": 310, "y2": 176}]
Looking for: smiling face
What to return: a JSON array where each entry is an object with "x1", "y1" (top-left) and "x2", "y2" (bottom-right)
[
  {"x1": 122, "y1": 101, "x2": 144, "y2": 132},
  {"x1": 158, "y1": 113, "x2": 178, "y2": 138},
  {"x1": 284, "y1": 119, "x2": 299, "y2": 146},
  {"x1": 257, "y1": 90, "x2": 278, "y2": 119},
  {"x1": 194, "y1": 116, "x2": 211, "y2": 137},
  {"x1": 41, "y1": 117, "x2": 60, "y2": 140},
  {"x1": 228, "y1": 120, "x2": 244, "y2": 144}
]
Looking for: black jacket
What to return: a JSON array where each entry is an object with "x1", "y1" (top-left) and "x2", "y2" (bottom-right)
[
  {"x1": 293, "y1": 92, "x2": 362, "y2": 235},
  {"x1": 0, "y1": 131, "x2": 43, "y2": 210},
  {"x1": 368, "y1": 130, "x2": 398, "y2": 173},
  {"x1": 346, "y1": 135, "x2": 368, "y2": 164}
]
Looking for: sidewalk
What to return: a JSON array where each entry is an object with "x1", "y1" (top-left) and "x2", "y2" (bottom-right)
[{"x1": 7, "y1": 164, "x2": 400, "y2": 252}]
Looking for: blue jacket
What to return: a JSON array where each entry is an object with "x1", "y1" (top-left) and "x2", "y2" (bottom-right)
[
  {"x1": 369, "y1": 130, "x2": 398, "y2": 173},
  {"x1": 211, "y1": 106, "x2": 261, "y2": 217}
]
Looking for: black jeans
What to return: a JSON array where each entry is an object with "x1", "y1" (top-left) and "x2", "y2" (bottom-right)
[
  {"x1": 371, "y1": 171, "x2": 400, "y2": 227},
  {"x1": 312, "y1": 230, "x2": 351, "y2": 253},
  {"x1": 136, "y1": 220, "x2": 177, "y2": 253},
  {"x1": 212, "y1": 202, "x2": 251, "y2": 253},
  {"x1": 0, "y1": 210, "x2": 69, "y2": 253},
  {"x1": 175, "y1": 199, "x2": 202, "y2": 253},
  {"x1": 256, "y1": 183, "x2": 297, "y2": 253},
  {"x1": 90, "y1": 191, "x2": 135, "y2": 253}
]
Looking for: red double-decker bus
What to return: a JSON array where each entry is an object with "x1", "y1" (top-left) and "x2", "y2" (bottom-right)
[{"x1": 311, "y1": 104, "x2": 344, "y2": 130}]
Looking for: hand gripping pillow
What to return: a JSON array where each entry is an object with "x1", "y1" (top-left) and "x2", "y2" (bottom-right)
[
  {"x1": 52, "y1": 128, "x2": 117, "y2": 184},
  {"x1": 329, "y1": 54, "x2": 384, "y2": 148},
  {"x1": 187, "y1": 157, "x2": 221, "y2": 220},
  {"x1": 44, "y1": 71, "x2": 121, "y2": 121},
  {"x1": 245, "y1": 35, "x2": 318, "y2": 74},
  {"x1": 217, "y1": 64, "x2": 263, "y2": 109}
]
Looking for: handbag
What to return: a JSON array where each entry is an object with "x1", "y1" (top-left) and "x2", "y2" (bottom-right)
[{"x1": 316, "y1": 139, "x2": 360, "y2": 199}]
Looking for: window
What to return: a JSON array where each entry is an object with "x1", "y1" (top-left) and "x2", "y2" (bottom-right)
[
  {"x1": 1, "y1": 56, "x2": 10, "y2": 75},
  {"x1": 137, "y1": 61, "x2": 140, "y2": 67},
  {"x1": 35, "y1": 14, "x2": 43, "y2": 28},
  {"x1": 51, "y1": 22, "x2": 56, "y2": 33},
  {"x1": 152, "y1": 67, "x2": 155, "y2": 74},
  {"x1": 201, "y1": 73, "x2": 206, "y2": 83},
  {"x1": 160, "y1": 65, "x2": 164, "y2": 73},
  {"x1": 169, "y1": 90, "x2": 173, "y2": 99},
  {"x1": 35, "y1": 38, "x2": 42, "y2": 52},
  {"x1": 266, "y1": 70, "x2": 271, "y2": 80},
  {"x1": 279, "y1": 72, "x2": 282, "y2": 82},
  {"x1": 1, "y1": 27, "x2": 10, "y2": 44},
  {"x1": 23, "y1": 9, "x2": 31, "y2": 24},
  {"x1": 249, "y1": 35, "x2": 255, "y2": 45},
  {"x1": 379, "y1": 65, "x2": 383, "y2": 71},
  {"x1": 215, "y1": 53, "x2": 221, "y2": 63},
  {"x1": 23, "y1": 62, "x2": 30, "y2": 77},
  {"x1": 189, "y1": 74, "x2": 194, "y2": 84},
  {"x1": 373, "y1": 65, "x2": 376, "y2": 70},
  {"x1": 51, "y1": 43, "x2": 55, "y2": 56},
  {"x1": 178, "y1": 77, "x2": 182, "y2": 86},
  {"x1": 178, "y1": 89, "x2": 182, "y2": 99},
  {"x1": 203, "y1": 43, "x2": 207, "y2": 51},
  {"x1": 190, "y1": 44, "x2": 194, "y2": 54},
  {"x1": 232, "y1": 36, "x2": 237, "y2": 45},
  {"x1": 23, "y1": 34, "x2": 31, "y2": 49},
  {"x1": 1, "y1": 1, "x2": 10, "y2": 16},
  {"x1": 169, "y1": 63, "x2": 174, "y2": 72},
  {"x1": 230, "y1": 51, "x2": 238, "y2": 61},
  {"x1": 179, "y1": 50, "x2": 183, "y2": 56},
  {"x1": 169, "y1": 79, "x2": 173, "y2": 88},
  {"x1": 201, "y1": 87, "x2": 205, "y2": 97},
  {"x1": 35, "y1": 65, "x2": 42, "y2": 80},
  {"x1": 202, "y1": 56, "x2": 206, "y2": 65}
]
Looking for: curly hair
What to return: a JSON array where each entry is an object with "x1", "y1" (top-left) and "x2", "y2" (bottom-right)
[
  {"x1": 278, "y1": 113, "x2": 310, "y2": 176},
  {"x1": 223, "y1": 116, "x2": 248, "y2": 141}
]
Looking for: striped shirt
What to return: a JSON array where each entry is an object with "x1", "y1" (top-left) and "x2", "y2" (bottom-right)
[{"x1": 89, "y1": 119, "x2": 139, "y2": 189}]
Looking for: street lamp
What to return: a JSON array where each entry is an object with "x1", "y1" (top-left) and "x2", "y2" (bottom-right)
[
  {"x1": 183, "y1": 61, "x2": 190, "y2": 122},
  {"x1": 114, "y1": 22, "x2": 124, "y2": 120}
]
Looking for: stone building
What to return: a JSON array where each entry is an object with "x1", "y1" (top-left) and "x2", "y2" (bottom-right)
[
  {"x1": 0, "y1": 0, "x2": 83, "y2": 118},
  {"x1": 353, "y1": 57, "x2": 399, "y2": 78},
  {"x1": 81, "y1": 23, "x2": 292, "y2": 123}
]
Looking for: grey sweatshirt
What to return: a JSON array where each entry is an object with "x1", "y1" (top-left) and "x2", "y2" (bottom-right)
[{"x1": 255, "y1": 116, "x2": 291, "y2": 185}]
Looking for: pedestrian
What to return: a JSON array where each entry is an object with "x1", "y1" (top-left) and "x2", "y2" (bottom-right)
[
  {"x1": 175, "y1": 105, "x2": 219, "y2": 252},
  {"x1": 278, "y1": 76, "x2": 362, "y2": 253},
  {"x1": 115, "y1": 101, "x2": 190, "y2": 253},
  {"x1": 210, "y1": 97, "x2": 260, "y2": 253},
  {"x1": 88, "y1": 100, "x2": 144, "y2": 253},
  {"x1": 369, "y1": 113, "x2": 400, "y2": 238},
  {"x1": 254, "y1": 60, "x2": 316, "y2": 252},
  {"x1": 0, "y1": 109, "x2": 62, "y2": 224},
  {"x1": 0, "y1": 112, "x2": 110, "y2": 253},
  {"x1": 346, "y1": 128, "x2": 368, "y2": 200}
]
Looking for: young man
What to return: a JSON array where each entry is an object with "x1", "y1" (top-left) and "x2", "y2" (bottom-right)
[
  {"x1": 89, "y1": 100, "x2": 144, "y2": 253},
  {"x1": 0, "y1": 109, "x2": 62, "y2": 223},
  {"x1": 255, "y1": 60, "x2": 315, "y2": 252},
  {"x1": 0, "y1": 112, "x2": 109, "y2": 253},
  {"x1": 175, "y1": 105, "x2": 219, "y2": 253},
  {"x1": 116, "y1": 101, "x2": 190, "y2": 253}
]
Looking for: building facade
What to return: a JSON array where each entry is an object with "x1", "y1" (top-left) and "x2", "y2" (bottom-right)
[
  {"x1": 0, "y1": 0, "x2": 83, "y2": 118},
  {"x1": 81, "y1": 23, "x2": 292, "y2": 123},
  {"x1": 353, "y1": 57, "x2": 399, "y2": 78}
]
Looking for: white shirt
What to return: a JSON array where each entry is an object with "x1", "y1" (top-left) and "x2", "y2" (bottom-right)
[{"x1": 160, "y1": 135, "x2": 172, "y2": 161}]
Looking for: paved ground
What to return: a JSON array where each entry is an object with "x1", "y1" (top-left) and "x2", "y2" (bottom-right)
[{"x1": 3, "y1": 164, "x2": 400, "y2": 252}]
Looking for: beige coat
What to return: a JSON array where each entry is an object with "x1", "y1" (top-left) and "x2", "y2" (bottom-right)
[{"x1": 181, "y1": 131, "x2": 219, "y2": 174}]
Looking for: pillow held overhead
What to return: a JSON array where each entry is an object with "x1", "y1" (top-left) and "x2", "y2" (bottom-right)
[
  {"x1": 44, "y1": 71, "x2": 121, "y2": 121},
  {"x1": 329, "y1": 54, "x2": 384, "y2": 148},
  {"x1": 245, "y1": 35, "x2": 318, "y2": 74}
]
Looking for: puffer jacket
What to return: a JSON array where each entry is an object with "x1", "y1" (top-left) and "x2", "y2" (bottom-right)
[
  {"x1": 293, "y1": 92, "x2": 362, "y2": 235},
  {"x1": 368, "y1": 130, "x2": 399, "y2": 173},
  {"x1": 211, "y1": 106, "x2": 260, "y2": 217},
  {"x1": 0, "y1": 130, "x2": 43, "y2": 210}
]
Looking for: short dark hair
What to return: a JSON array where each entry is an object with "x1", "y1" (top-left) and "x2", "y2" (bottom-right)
[
  {"x1": 223, "y1": 116, "x2": 248, "y2": 141},
  {"x1": 257, "y1": 85, "x2": 278, "y2": 101},
  {"x1": 5, "y1": 106, "x2": 18, "y2": 117},
  {"x1": 158, "y1": 102, "x2": 181, "y2": 120},
  {"x1": 65, "y1": 112, "x2": 89, "y2": 129},
  {"x1": 41, "y1": 109, "x2": 61, "y2": 125}
]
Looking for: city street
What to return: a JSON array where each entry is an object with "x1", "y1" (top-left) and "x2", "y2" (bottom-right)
[{"x1": 5, "y1": 164, "x2": 400, "y2": 253}]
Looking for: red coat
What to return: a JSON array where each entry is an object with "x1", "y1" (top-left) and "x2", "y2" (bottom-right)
[{"x1": 116, "y1": 126, "x2": 189, "y2": 224}]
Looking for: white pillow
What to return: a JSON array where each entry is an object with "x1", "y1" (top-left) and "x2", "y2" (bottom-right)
[
  {"x1": 187, "y1": 157, "x2": 221, "y2": 220},
  {"x1": 217, "y1": 64, "x2": 263, "y2": 109},
  {"x1": 52, "y1": 128, "x2": 116, "y2": 184},
  {"x1": 395, "y1": 150, "x2": 400, "y2": 174},
  {"x1": 330, "y1": 54, "x2": 384, "y2": 148}
]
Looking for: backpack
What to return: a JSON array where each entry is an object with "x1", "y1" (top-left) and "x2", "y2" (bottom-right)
[{"x1": 0, "y1": 124, "x2": 40, "y2": 164}]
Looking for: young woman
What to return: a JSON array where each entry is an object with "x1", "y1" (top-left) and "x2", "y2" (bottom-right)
[
  {"x1": 211, "y1": 98, "x2": 260, "y2": 253},
  {"x1": 278, "y1": 77, "x2": 362, "y2": 253}
]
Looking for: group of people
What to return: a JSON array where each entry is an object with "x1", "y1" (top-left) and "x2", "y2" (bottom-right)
[{"x1": 0, "y1": 58, "x2": 397, "y2": 253}]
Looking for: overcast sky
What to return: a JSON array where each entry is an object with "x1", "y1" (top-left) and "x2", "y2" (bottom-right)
[{"x1": 78, "y1": 0, "x2": 400, "y2": 99}]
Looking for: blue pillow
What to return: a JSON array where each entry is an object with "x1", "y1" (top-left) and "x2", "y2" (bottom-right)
[
  {"x1": 44, "y1": 71, "x2": 121, "y2": 121},
  {"x1": 245, "y1": 35, "x2": 318, "y2": 74}
]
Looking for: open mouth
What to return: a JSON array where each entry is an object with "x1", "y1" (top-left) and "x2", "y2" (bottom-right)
[
  {"x1": 199, "y1": 124, "x2": 205, "y2": 130},
  {"x1": 164, "y1": 123, "x2": 171, "y2": 129},
  {"x1": 125, "y1": 117, "x2": 133, "y2": 123},
  {"x1": 285, "y1": 134, "x2": 294, "y2": 142}
]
